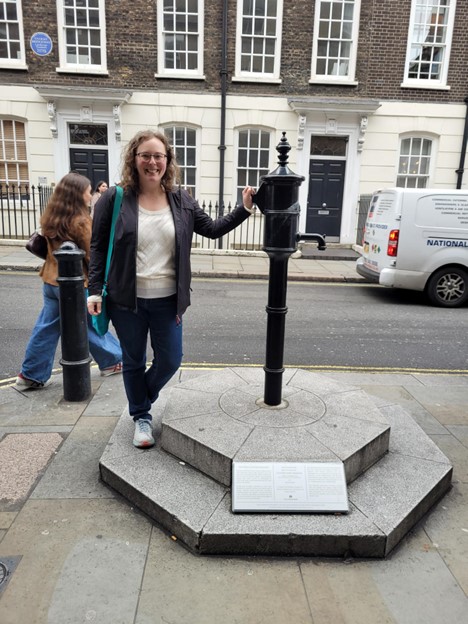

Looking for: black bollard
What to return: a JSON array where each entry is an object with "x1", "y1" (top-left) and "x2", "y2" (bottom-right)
[
  {"x1": 54, "y1": 241, "x2": 92, "y2": 401},
  {"x1": 254, "y1": 133, "x2": 326, "y2": 406}
]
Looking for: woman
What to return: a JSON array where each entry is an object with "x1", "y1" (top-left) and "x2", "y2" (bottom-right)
[
  {"x1": 87, "y1": 130, "x2": 255, "y2": 448},
  {"x1": 90, "y1": 180, "x2": 108, "y2": 217},
  {"x1": 16, "y1": 172, "x2": 122, "y2": 390}
]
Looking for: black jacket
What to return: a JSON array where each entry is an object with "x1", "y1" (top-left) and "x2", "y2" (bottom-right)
[{"x1": 88, "y1": 186, "x2": 251, "y2": 317}]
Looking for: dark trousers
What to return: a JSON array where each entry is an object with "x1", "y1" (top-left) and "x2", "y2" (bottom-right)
[{"x1": 110, "y1": 295, "x2": 183, "y2": 421}]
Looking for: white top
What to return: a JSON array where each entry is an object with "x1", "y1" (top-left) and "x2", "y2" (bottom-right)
[{"x1": 136, "y1": 206, "x2": 176, "y2": 299}]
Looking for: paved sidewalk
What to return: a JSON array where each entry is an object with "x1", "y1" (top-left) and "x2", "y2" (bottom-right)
[
  {"x1": 0, "y1": 366, "x2": 467, "y2": 623},
  {"x1": 0, "y1": 242, "x2": 364, "y2": 283},
  {"x1": 0, "y1": 242, "x2": 467, "y2": 622}
]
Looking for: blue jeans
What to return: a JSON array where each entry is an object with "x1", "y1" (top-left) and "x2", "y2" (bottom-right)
[
  {"x1": 109, "y1": 296, "x2": 183, "y2": 422},
  {"x1": 21, "y1": 283, "x2": 122, "y2": 384}
]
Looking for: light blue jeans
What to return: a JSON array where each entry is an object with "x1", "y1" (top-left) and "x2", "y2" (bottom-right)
[{"x1": 21, "y1": 283, "x2": 122, "y2": 384}]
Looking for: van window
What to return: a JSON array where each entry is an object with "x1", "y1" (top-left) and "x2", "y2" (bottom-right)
[{"x1": 367, "y1": 193, "x2": 395, "y2": 224}]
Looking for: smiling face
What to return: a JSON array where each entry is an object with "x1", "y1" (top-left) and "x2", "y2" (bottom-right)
[{"x1": 135, "y1": 137, "x2": 168, "y2": 190}]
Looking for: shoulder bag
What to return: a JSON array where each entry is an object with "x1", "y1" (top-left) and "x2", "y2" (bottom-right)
[
  {"x1": 26, "y1": 229, "x2": 48, "y2": 260},
  {"x1": 91, "y1": 186, "x2": 124, "y2": 336}
]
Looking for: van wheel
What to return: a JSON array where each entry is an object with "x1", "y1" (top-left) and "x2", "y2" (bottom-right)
[{"x1": 426, "y1": 267, "x2": 468, "y2": 307}]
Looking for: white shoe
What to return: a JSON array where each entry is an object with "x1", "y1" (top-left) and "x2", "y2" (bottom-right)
[
  {"x1": 15, "y1": 373, "x2": 52, "y2": 390},
  {"x1": 133, "y1": 419, "x2": 155, "y2": 448}
]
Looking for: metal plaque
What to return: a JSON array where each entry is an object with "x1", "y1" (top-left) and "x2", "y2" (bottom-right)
[{"x1": 232, "y1": 461, "x2": 348, "y2": 513}]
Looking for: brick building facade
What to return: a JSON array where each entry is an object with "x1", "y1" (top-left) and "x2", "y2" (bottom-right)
[{"x1": 1, "y1": 0, "x2": 467, "y2": 244}]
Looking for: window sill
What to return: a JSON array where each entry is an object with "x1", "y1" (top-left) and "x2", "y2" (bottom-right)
[
  {"x1": 309, "y1": 78, "x2": 358, "y2": 86},
  {"x1": 231, "y1": 76, "x2": 282, "y2": 84},
  {"x1": 400, "y1": 81, "x2": 450, "y2": 91},
  {"x1": 154, "y1": 73, "x2": 205, "y2": 80},
  {"x1": 0, "y1": 62, "x2": 28, "y2": 71},
  {"x1": 56, "y1": 67, "x2": 109, "y2": 76}
]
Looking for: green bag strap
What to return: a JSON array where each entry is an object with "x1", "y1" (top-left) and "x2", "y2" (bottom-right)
[{"x1": 102, "y1": 185, "x2": 123, "y2": 294}]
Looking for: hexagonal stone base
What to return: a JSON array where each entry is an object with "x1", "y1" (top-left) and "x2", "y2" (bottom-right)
[{"x1": 99, "y1": 369, "x2": 452, "y2": 558}]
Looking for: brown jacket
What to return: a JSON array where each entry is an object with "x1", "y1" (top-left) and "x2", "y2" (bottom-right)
[{"x1": 39, "y1": 217, "x2": 92, "y2": 286}]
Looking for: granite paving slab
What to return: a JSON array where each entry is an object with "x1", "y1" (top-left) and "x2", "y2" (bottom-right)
[
  {"x1": 0, "y1": 432, "x2": 63, "y2": 510},
  {"x1": 422, "y1": 482, "x2": 468, "y2": 595},
  {"x1": 348, "y1": 452, "x2": 452, "y2": 555},
  {"x1": 100, "y1": 413, "x2": 228, "y2": 552},
  {"x1": 199, "y1": 494, "x2": 386, "y2": 557},
  {"x1": 361, "y1": 384, "x2": 448, "y2": 435},
  {"x1": 162, "y1": 368, "x2": 390, "y2": 486},
  {"x1": 161, "y1": 411, "x2": 254, "y2": 486},
  {"x1": 0, "y1": 499, "x2": 151, "y2": 624},
  {"x1": 137, "y1": 529, "x2": 313, "y2": 624},
  {"x1": 30, "y1": 417, "x2": 118, "y2": 500}
]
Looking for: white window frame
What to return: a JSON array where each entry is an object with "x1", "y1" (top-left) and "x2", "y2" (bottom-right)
[
  {"x1": 56, "y1": 0, "x2": 108, "y2": 75},
  {"x1": 0, "y1": 118, "x2": 29, "y2": 187},
  {"x1": 156, "y1": 0, "x2": 204, "y2": 79},
  {"x1": 0, "y1": 0, "x2": 27, "y2": 69},
  {"x1": 310, "y1": 0, "x2": 361, "y2": 85},
  {"x1": 396, "y1": 135, "x2": 436, "y2": 188},
  {"x1": 233, "y1": 0, "x2": 283, "y2": 83},
  {"x1": 235, "y1": 127, "x2": 272, "y2": 204},
  {"x1": 402, "y1": 0, "x2": 456, "y2": 90},
  {"x1": 162, "y1": 124, "x2": 199, "y2": 198}
]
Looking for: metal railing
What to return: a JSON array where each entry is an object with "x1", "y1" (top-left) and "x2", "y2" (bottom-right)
[
  {"x1": 2, "y1": 186, "x2": 374, "y2": 250},
  {"x1": 0, "y1": 185, "x2": 264, "y2": 251},
  {"x1": 0, "y1": 184, "x2": 53, "y2": 239},
  {"x1": 356, "y1": 194, "x2": 372, "y2": 245},
  {"x1": 194, "y1": 201, "x2": 264, "y2": 251}
]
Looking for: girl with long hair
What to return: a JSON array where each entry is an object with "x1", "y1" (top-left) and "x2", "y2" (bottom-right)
[{"x1": 16, "y1": 172, "x2": 122, "y2": 389}]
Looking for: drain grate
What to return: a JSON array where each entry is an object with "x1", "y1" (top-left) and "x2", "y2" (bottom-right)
[
  {"x1": 0, "y1": 557, "x2": 22, "y2": 595},
  {"x1": 0, "y1": 561, "x2": 7, "y2": 584}
]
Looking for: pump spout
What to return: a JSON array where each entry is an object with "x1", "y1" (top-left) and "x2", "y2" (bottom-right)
[{"x1": 296, "y1": 232, "x2": 326, "y2": 250}]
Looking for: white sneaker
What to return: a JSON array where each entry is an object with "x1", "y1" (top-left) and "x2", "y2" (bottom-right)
[
  {"x1": 15, "y1": 373, "x2": 52, "y2": 390},
  {"x1": 133, "y1": 419, "x2": 155, "y2": 448}
]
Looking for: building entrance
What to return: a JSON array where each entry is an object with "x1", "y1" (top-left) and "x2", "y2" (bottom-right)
[
  {"x1": 68, "y1": 124, "x2": 109, "y2": 188},
  {"x1": 305, "y1": 136, "x2": 347, "y2": 240}
]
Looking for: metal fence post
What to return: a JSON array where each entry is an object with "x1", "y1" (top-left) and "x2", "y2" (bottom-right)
[{"x1": 54, "y1": 241, "x2": 92, "y2": 401}]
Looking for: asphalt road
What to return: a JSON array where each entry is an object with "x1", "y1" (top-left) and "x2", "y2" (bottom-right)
[
  {"x1": 185, "y1": 277, "x2": 468, "y2": 372},
  {"x1": 1, "y1": 272, "x2": 467, "y2": 382}
]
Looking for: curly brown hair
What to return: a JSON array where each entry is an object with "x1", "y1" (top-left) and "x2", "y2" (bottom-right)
[
  {"x1": 120, "y1": 130, "x2": 180, "y2": 193},
  {"x1": 41, "y1": 172, "x2": 91, "y2": 241}
]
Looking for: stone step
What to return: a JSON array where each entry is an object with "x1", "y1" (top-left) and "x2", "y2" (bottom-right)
[
  {"x1": 160, "y1": 368, "x2": 390, "y2": 487},
  {"x1": 99, "y1": 369, "x2": 452, "y2": 558},
  {"x1": 99, "y1": 397, "x2": 452, "y2": 558}
]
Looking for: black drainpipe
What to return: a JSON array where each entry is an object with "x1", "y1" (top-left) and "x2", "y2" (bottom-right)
[
  {"x1": 456, "y1": 96, "x2": 468, "y2": 189},
  {"x1": 217, "y1": 0, "x2": 228, "y2": 249}
]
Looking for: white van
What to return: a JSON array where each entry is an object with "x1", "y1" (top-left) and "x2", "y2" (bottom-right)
[{"x1": 356, "y1": 188, "x2": 468, "y2": 307}]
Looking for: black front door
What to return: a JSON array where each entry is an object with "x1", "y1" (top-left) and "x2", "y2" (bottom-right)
[
  {"x1": 306, "y1": 159, "x2": 346, "y2": 238},
  {"x1": 69, "y1": 148, "x2": 109, "y2": 188}
]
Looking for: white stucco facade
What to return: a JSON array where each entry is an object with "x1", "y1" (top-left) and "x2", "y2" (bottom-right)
[{"x1": 1, "y1": 84, "x2": 467, "y2": 245}]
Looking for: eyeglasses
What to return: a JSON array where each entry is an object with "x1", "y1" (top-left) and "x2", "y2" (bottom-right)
[{"x1": 136, "y1": 152, "x2": 168, "y2": 163}]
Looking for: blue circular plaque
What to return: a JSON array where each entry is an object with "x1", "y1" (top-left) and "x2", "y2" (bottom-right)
[{"x1": 30, "y1": 32, "x2": 53, "y2": 57}]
